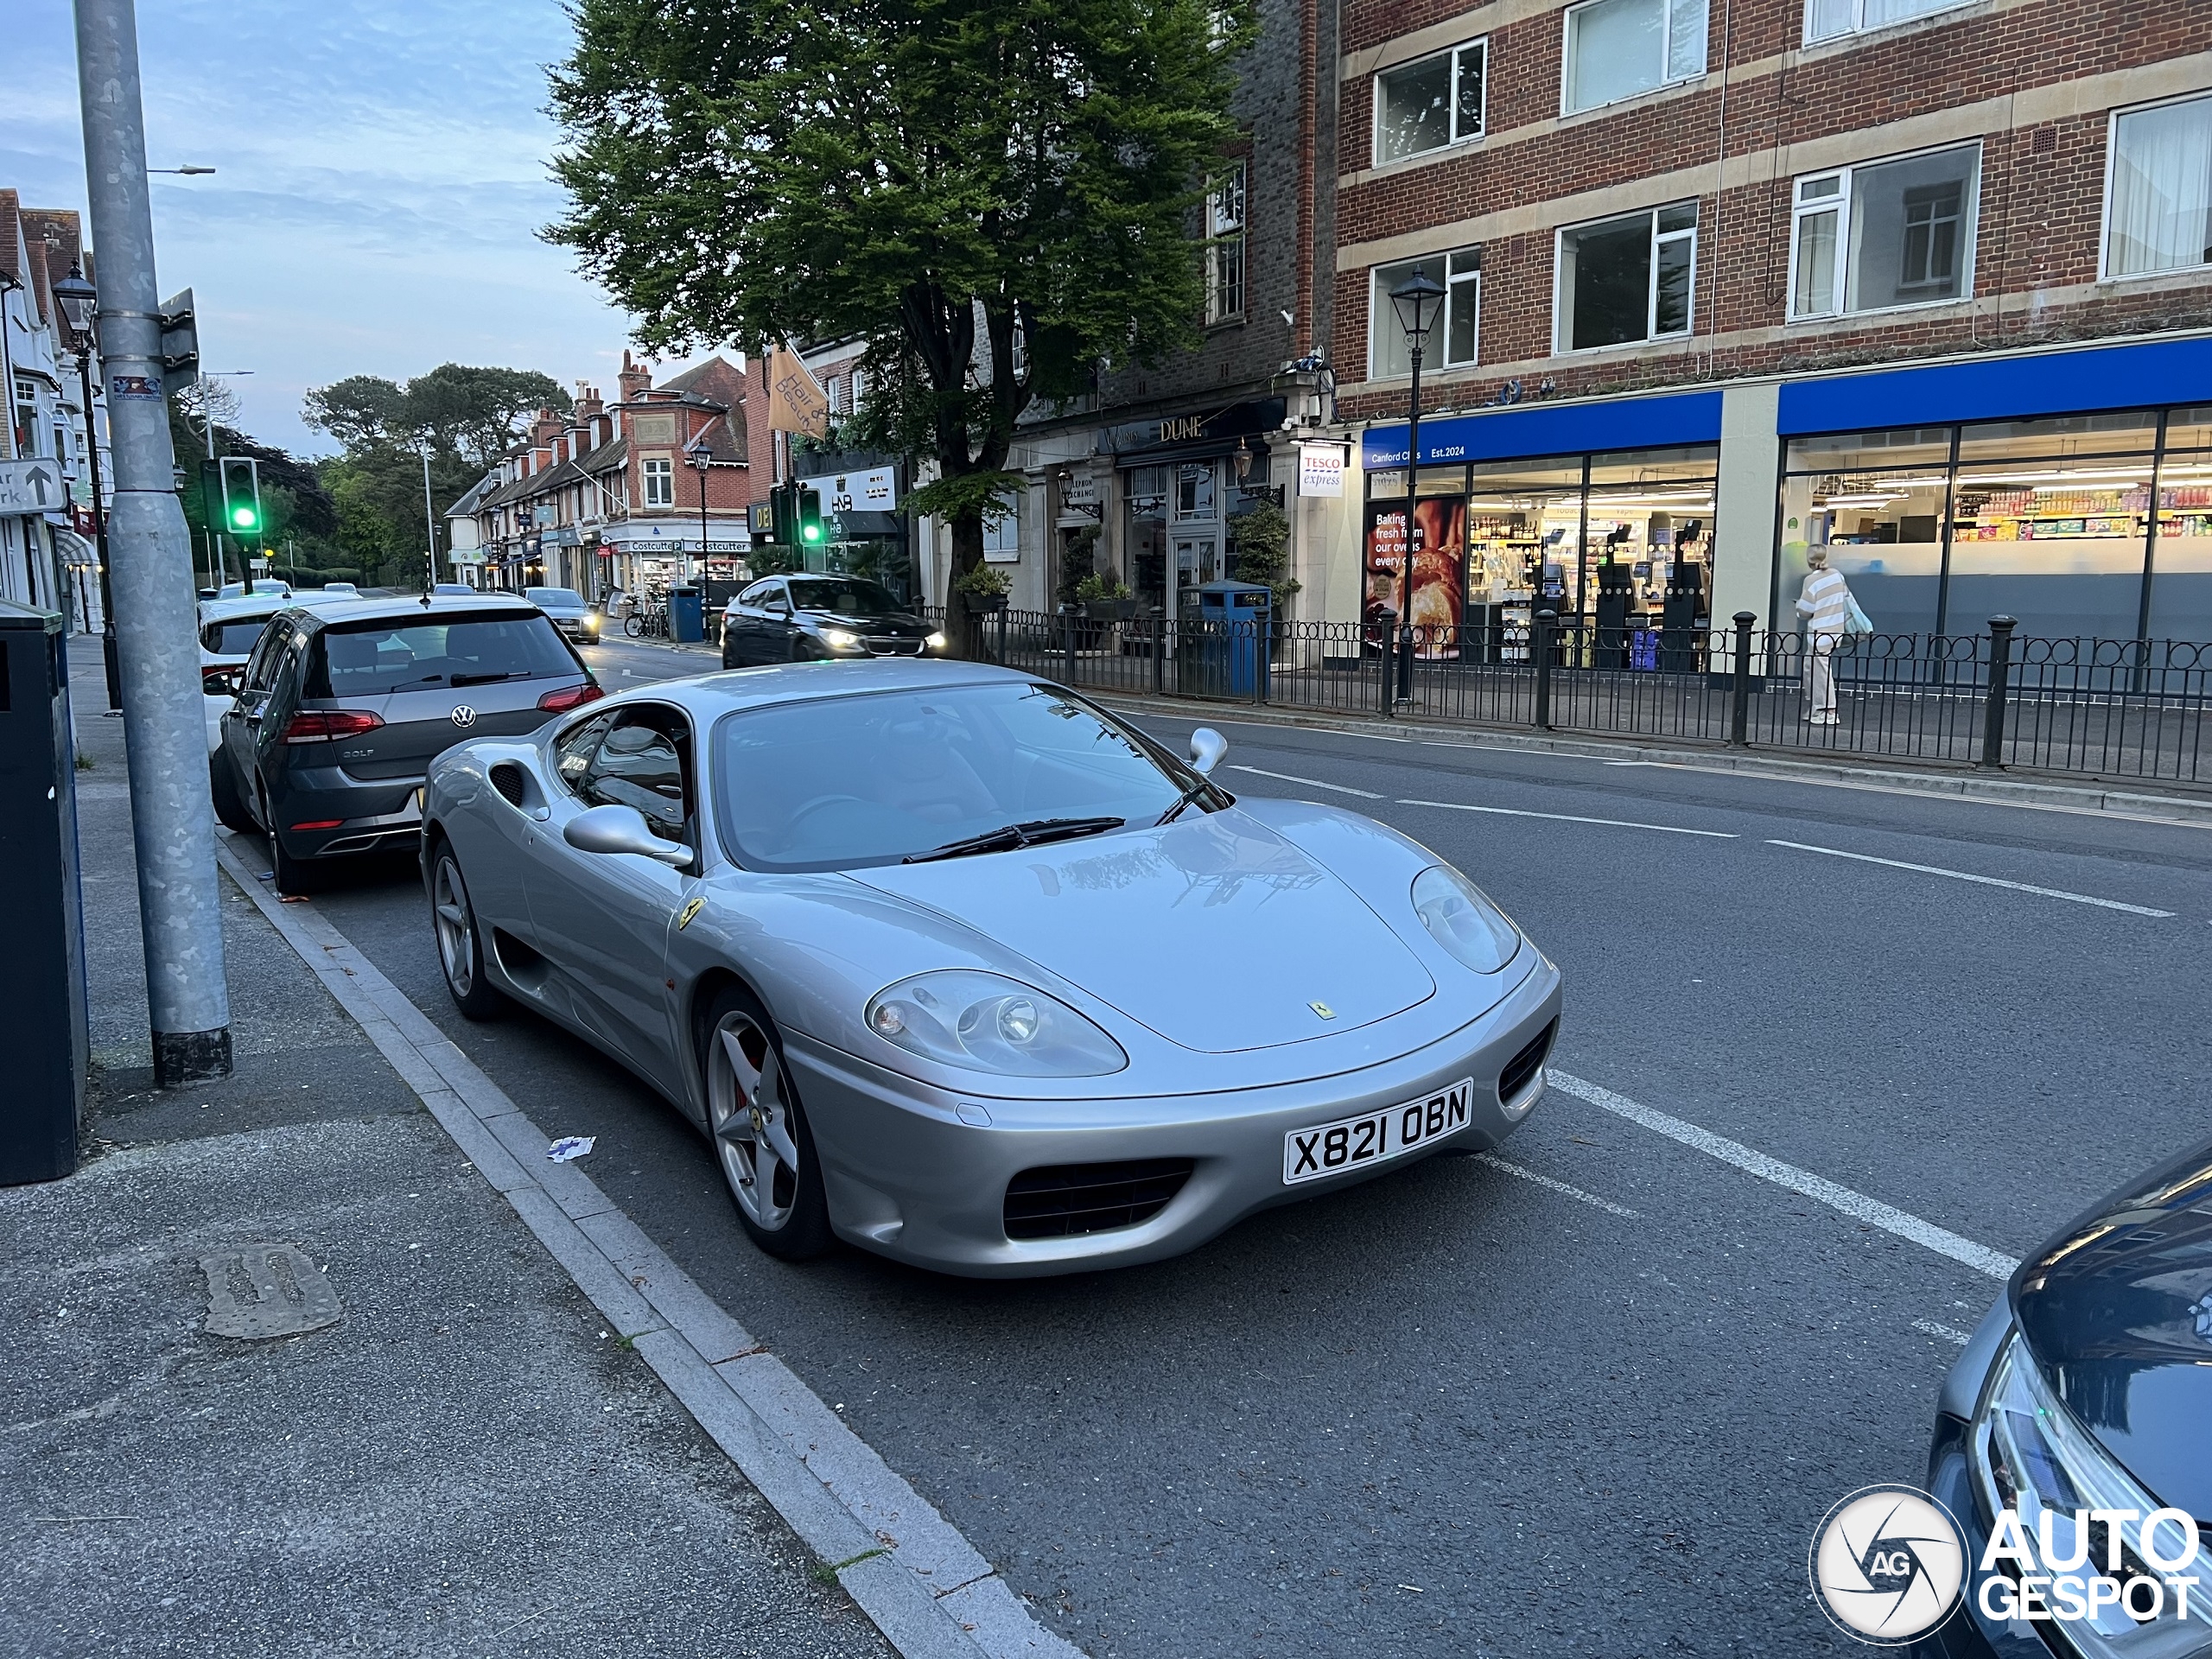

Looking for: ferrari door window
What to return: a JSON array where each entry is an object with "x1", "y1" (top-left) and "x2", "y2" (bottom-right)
[
  {"x1": 713, "y1": 681, "x2": 1211, "y2": 872},
  {"x1": 580, "y1": 709, "x2": 692, "y2": 838},
  {"x1": 553, "y1": 712, "x2": 616, "y2": 794}
]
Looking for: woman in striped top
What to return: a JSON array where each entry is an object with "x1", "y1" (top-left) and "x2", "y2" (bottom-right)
[{"x1": 1795, "y1": 548, "x2": 1858, "y2": 725}]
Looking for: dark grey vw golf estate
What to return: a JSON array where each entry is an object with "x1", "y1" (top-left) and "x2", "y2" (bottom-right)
[{"x1": 209, "y1": 593, "x2": 600, "y2": 893}]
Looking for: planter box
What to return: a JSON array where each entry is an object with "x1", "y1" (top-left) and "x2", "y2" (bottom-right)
[
  {"x1": 1082, "y1": 598, "x2": 1137, "y2": 622},
  {"x1": 960, "y1": 591, "x2": 1009, "y2": 615}
]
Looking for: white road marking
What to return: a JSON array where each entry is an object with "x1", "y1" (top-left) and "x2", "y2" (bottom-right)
[
  {"x1": 1914, "y1": 1319, "x2": 1974, "y2": 1346},
  {"x1": 1421, "y1": 741, "x2": 1585, "y2": 758},
  {"x1": 1766, "y1": 839, "x2": 2177, "y2": 918},
  {"x1": 1475, "y1": 1154, "x2": 1640, "y2": 1218},
  {"x1": 1399, "y1": 799, "x2": 1737, "y2": 838},
  {"x1": 1547, "y1": 1071, "x2": 2020, "y2": 1281},
  {"x1": 1227, "y1": 764, "x2": 1383, "y2": 798}
]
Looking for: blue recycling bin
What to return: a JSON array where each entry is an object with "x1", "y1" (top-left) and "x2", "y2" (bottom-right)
[
  {"x1": 669, "y1": 584, "x2": 704, "y2": 643},
  {"x1": 1193, "y1": 581, "x2": 1272, "y2": 697}
]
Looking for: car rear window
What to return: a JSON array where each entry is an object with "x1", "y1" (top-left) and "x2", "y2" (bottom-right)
[
  {"x1": 305, "y1": 613, "x2": 580, "y2": 698},
  {"x1": 200, "y1": 617, "x2": 273, "y2": 655}
]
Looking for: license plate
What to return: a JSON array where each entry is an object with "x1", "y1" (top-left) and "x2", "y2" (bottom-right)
[{"x1": 1283, "y1": 1079, "x2": 1475, "y2": 1185}]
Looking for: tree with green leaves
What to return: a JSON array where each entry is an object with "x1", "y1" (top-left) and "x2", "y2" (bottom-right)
[{"x1": 548, "y1": 0, "x2": 1253, "y2": 646}]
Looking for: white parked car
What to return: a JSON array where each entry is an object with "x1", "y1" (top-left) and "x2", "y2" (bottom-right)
[{"x1": 195, "y1": 589, "x2": 350, "y2": 753}]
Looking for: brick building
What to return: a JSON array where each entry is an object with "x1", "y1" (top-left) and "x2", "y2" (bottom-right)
[
  {"x1": 459, "y1": 352, "x2": 752, "y2": 598},
  {"x1": 1324, "y1": 0, "x2": 2212, "y2": 644},
  {"x1": 0, "y1": 192, "x2": 99, "y2": 623}
]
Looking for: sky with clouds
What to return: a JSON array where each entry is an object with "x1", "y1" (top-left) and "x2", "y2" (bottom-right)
[{"x1": 4, "y1": 0, "x2": 697, "y2": 456}]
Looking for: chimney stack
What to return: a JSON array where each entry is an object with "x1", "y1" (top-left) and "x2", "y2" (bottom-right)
[{"x1": 618, "y1": 350, "x2": 652, "y2": 404}]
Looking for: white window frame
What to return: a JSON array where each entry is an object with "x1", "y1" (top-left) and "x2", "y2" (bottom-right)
[
  {"x1": 2100, "y1": 91, "x2": 2212, "y2": 283},
  {"x1": 1551, "y1": 205, "x2": 1698, "y2": 354},
  {"x1": 1802, "y1": 0, "x2": 1972, "y2": 48},
  {"x1": 1365, "y1": 249, "x2": 1484, "y2": 378},
  {"x1": 641, "y1": 455, "x2": 675, "y2": 508},
  {"x1": 1560, "y1": 0, "x2": 1707, "y2": 118},
  {"x1": 1372, "y1": 38, "x2": 1488, "y2": 166},
  {"x1": 1785, "y1": 142, "x2": 1981, "y2": 321},
  {"x1": 1205, "y1": 162, "x2": 1248, "y2": 325}
]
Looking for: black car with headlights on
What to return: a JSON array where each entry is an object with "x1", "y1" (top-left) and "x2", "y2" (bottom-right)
[
  {"x1": 210, "y1": 594, "x2": 601, "y2": 894},
  {"x1": 720, "y1": 573, "x2": 944, "y2": 668},
  {"x1": 1919, "y1": 1134, "x2": 2212, "y2": 1657}
]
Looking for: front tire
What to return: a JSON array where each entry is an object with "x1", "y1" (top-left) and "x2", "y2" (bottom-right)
[
  {"x1": 429, "y1": 842, "x2": 505, "y2": 1020},
  {"x1": 625, "y1": 613, "x2": 646, "y2": 639},
  {"x1": 702, "y1": 984, "x2": 832, "y2": 1261},
  {"x1": 209, "y1": 752, "x2": 258, "y2": 836}
]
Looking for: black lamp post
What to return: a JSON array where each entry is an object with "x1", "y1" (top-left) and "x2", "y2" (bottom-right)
[
  {"x1": 1389, "y1": 272, "x2": 1446, "y2": 702},
  {"x1": 51, "y1": 262, "x2": 122, "y2": 712},
  {"x1": 685, "y1": 435, "x2": 715, "y2": 590}
]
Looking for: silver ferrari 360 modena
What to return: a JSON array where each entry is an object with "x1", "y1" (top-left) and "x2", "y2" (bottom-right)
[{"x1": 419, "y1": 659, "x2": 1562, "y2": 1275}]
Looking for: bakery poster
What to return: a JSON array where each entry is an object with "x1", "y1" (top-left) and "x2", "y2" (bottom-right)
[{"x1": 1364, "y1": 498, "x2": 1465, "y2": 657}]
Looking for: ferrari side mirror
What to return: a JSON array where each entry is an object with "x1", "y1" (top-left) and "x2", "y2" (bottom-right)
[
  {"x1": 1189, "y1": 728, "x2": 1227, "y2": 774},
  {"x1": 563, "y1": 803, "x2": 694, "y2": 869}
]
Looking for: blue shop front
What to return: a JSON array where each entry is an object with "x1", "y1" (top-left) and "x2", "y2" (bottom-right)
[{"x1": 1361, "y1": 333, "x2": 2212, "y2": 646}]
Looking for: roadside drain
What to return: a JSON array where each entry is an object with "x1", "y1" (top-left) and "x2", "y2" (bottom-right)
[{"x1": 200, "y1": 1245, "x2": 343, "y2": 1338}]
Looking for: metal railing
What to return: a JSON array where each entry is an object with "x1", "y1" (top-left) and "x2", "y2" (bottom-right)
[{"x1": 923, "y1": 605, "x2": 2212, "y2": 785}]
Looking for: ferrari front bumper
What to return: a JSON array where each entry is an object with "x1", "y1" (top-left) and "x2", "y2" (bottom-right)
[{"x1": 787, "y1": 955, "x2": 1565, "y2": 1276}]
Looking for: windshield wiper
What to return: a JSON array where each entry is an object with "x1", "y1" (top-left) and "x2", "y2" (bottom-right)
[
  {"x1": 449, "y1": 670, "x2": 519, "y2": 687},
  {"x1": 902, "y1": 816, "x2": 1125, "y2": 864},
  {"x1": 1155, "y1": 777, "x2": 1218, "y2": 826}
]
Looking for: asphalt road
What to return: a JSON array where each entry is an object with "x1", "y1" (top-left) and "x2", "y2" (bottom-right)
[{"x1": 296, "y1": 637, "x2": 2212, "y2": 1657}]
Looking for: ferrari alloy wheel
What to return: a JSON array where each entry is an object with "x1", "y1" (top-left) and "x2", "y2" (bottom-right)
[
  {"x1": 703, "y1": 987, "x2": 832, "y2": 1259},
  {"x1": 430, "y1": 843, "x2": 504, "y2": 1020}
]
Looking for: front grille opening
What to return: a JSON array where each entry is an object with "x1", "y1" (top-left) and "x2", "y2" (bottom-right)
[
  {"x1": 489, "y1": 762, "x2": 526, "y2": 807},
  {"x1": 1004, "y1": 1159, "x2": 1194, "y2": 1241},
  {"x1": 1498, "y1": 1020, "x2": 1557, "y2": 1105}
]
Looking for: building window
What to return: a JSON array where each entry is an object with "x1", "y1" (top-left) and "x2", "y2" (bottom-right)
[
  {"x1": 1789, "y1": 144, "x2": 1979, "y2": 319},
  {"x1": 2106, "y1": 93, "x2": 2212, "y2": 278},
  {"x1": 642, "y1": 456, "x2": 674, "y2": 507},
  {"x1": 1563, "y1": 0, "x2": 1707, "y2": 116},
  {"x1": 1370, "y1": 249, "x2": 1482, "y2": 377},
  {"x1": 15, "y1": 376, "x2": 41, "y2": 456},
  {"x1": 1206, "y1": 163, "x2": 1247, "y2": 324},
  {"x1": 1804, "y1": 0, "x2": 1967, "y2": 44},
  {"x1": 1174, "y1": 462, "x2": 1217, "y2": 522},
  {"x1": 1555, "y1": 205, "x2": 1696, "y2": 352},
  {"x1": 1375, "y1": 40, "x2": 1486, "y2": 164}
]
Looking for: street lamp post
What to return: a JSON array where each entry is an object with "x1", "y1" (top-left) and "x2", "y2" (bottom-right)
[
  {"x1": 51, "y1": 263, "x2": 122, "y2": 712},
  {"x1": 1389, "y1": 272, "x2": 1446, "y2": 706},
  {"x1": 686, "y1": 436, "x2": 714, "y2": 589},
  {"x1": 417, "y1": 438, "x2": 438, "y2": 597}
]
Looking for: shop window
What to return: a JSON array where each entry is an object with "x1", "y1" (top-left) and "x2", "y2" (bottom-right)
[
  {"x1": 1370, "y1": 248, "x2": 1482, "y2": 378},
  {"x1": 1803, "y1": 0, "x2": 1967, "y2": 45},
  {"x1": 1206, "y1": 163, "x2": 1247, "y2": 325},
  {"x1": 1375, "y1": 40, "x2": 1486, "y2": 164},
  {"x1": 642, "y1": 456, "x2": 674, "y2": 508},
  {"x1": 1175, "y1": 462, "x2": 1217, "y2": 522},
  {"x1": 1555, "y1": 204, "x2": 1696, "y2": 352},
  {"x1": 1562, "y1": 0, "x2": 1707, "y2": 115},
  {"x1": 1789, "y1": 144, "x2": 1980, "y2": 320},
  {"x1": 2105, "y1": 93, "x2": 2212, "y2": 279}
]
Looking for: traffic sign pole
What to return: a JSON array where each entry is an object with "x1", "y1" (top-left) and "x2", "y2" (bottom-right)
[{"x1": 74, "y1": 0, "x2": 233, "y2": 1086}]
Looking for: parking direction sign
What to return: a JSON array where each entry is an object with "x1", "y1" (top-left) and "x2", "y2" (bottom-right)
[{"x1": 0, "y1": 460, "x2": 68, "y2": 517}]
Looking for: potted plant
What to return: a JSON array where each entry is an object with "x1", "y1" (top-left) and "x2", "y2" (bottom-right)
[
  {"x1": 953, "y1": 563, "x2": 1011, "y2": 614},
  {"x1": 1074, "y1": 570, "x2": 1136, "y2": 621}
]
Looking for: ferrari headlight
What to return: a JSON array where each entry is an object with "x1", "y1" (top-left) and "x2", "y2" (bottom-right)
[
  {"x1": 1411, "y1": 865, "x2": 1521, "y2": 975},
  {"x1": 864, "y1": 970, "x2": 1126, "y2": 1077},
  {"x1": 818, "y1": 626, "x2": 861, "y2": 652},
  {"x1": 1970, "y1": 1332, "x2": 2210, "y2": 1653}
]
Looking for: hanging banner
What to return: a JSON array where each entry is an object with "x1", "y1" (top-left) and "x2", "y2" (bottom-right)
[
  {"x1": 1363, "y1": 497, "x2": 1465, "y2": 658},
  {"x1": 766, "y1": 348, "x2": 830, "y2": 435},
  {"x1": 1297, "y1": 442, "x2": 1345, "y2": 498}
]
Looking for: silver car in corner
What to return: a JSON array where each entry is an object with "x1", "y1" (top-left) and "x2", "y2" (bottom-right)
[{"x1": 418, "y1": 660, "x2": 1562, "y2": 1276}]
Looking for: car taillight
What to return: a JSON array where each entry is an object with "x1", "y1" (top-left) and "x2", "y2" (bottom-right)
[
  {"x1": 282, "y1": 709, "x2": 385, "y2": 744},
  {"x1": 537, "y1": 681, "x2": 604, "y2": 714}
]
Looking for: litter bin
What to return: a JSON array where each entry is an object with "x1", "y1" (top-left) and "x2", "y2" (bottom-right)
[
  {"x1": 1191, "y1": 580, "x2": 1272, "y2": 698},
  {"x1": 669, "y1": 583, "x2": 704, "y2": 643},
  {"x1": 0, "y1": 599, "x2": 89, "y2": 1184}
]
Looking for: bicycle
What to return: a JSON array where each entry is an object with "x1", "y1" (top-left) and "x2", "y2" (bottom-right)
[{"x1": 624, "y1": 602, "x2": 669, "y2": 639}]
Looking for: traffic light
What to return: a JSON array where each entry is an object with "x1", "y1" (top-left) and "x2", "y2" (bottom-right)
[
  {"x1": 796, "y1": 483, "x2": 824, "y2": 545},
  {"x1": 218, "y1": 455, "x2": 263, "y2": 538}
]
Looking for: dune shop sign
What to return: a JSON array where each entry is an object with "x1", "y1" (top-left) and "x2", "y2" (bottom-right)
[{"x1": 1102, "y1": 398, "x2": 1287, "y2": 460}]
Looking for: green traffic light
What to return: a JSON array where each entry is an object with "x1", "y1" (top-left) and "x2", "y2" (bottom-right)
[
  {"x1": 232, "y1": 505, "x2": 256, "y2": 528},
  {"x1": 801, "y1": 523, "x2": 822, "y2": 543}
]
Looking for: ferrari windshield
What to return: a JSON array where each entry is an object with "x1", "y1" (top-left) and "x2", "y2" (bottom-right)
[{"x1": 714, "y1": 682, "x2": 1202, "y2": 871}]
